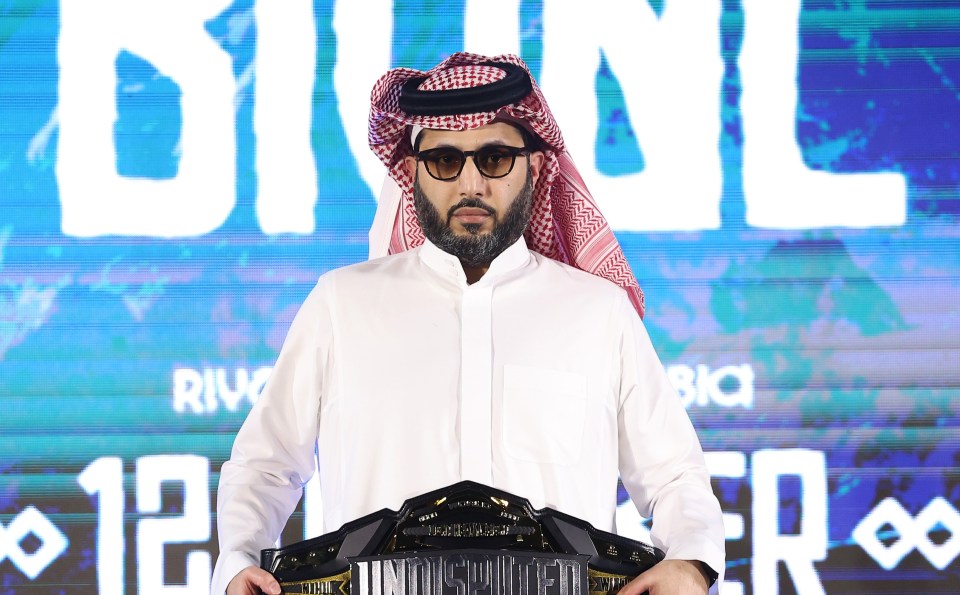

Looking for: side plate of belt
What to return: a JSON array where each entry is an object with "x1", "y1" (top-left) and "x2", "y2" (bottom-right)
[{"x1": 260, "y1": 481, "x2": 664, "y2": 595}]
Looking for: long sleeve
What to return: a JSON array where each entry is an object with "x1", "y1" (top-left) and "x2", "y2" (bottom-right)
[
  {"x1": 210, "y1": 281, "x2": 333, "y2": 594},
  {"x1": 614, "y1": 293, "x2": 726, "y2": 582}
]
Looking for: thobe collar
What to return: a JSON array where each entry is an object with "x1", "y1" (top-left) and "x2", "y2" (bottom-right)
[{"x1": 419, "y1": 236, "x2": 531, "y2": 285}]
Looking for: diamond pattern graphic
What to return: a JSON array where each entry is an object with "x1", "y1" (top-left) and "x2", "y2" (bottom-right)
[
  {"x1": 852, "y1": 497, "x2": 960, "y2": 571},
  {"x1": 0, "y1": 506, "x2": 69, "y2": 579}
]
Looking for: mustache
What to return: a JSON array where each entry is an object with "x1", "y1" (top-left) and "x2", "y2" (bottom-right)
[{"x1": 446, "y1": 198, "x2": 497, "y2": 223}]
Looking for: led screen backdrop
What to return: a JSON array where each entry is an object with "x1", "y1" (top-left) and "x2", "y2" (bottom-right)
[{"x1": 1, "y1": 1, "x2": 958, "y2": 593}]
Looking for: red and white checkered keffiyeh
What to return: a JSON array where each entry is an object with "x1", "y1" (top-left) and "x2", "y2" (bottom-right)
[{"x1": 367, "y1": 52, "x2": 645, "y2": 318}]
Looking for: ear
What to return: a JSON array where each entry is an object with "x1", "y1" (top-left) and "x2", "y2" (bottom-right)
[
  {"x1": 403, "y1": 155, "x2": 418, "y2": 179},
  {"x1": 527, "y1": 151, "x2": 546, "y2": 185}
]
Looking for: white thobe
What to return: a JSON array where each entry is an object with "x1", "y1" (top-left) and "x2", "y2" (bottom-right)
[{"x1": 211, "y1": 237, "x2": 724, "y2": 594}]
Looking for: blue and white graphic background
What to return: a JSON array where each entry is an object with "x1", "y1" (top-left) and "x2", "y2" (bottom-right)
[{"x1": 1, "y1": 1, "x2": 958, "y2": 593}]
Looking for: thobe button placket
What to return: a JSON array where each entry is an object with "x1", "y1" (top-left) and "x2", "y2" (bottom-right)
[{"x1": 459, "y1": 283, "x2": 493, "y2": 485}]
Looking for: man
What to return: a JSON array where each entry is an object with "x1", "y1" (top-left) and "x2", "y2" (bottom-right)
[{"x1": 212, "y1": 53, "x2": 724, "y2": 595}]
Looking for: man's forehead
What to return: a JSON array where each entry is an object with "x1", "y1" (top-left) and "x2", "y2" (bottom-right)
[{"x1": 416, "y1": 122, "x2": 526, "y2": 148}]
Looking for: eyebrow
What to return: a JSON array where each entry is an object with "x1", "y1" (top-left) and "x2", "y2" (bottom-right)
[{"x1": 420, "y1": 140, "x2": 522, "y2": 151}]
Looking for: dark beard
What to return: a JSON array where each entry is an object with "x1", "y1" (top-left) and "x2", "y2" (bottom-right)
[{"x1": 413, "y1": 170, "x2": 535, "y2": 269}]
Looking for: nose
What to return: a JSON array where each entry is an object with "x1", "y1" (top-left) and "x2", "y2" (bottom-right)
[{"x1": 456, "y1": 156, "x2": 487, "y2": 197}]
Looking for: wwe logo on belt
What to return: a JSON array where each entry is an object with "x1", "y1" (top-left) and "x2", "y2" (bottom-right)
[
  {"x1": 0, "y1": 506, "x2": 69, "y2": 579},
  {"x1": 852, "y1": 497, "x2": 960, "y2": 570}
]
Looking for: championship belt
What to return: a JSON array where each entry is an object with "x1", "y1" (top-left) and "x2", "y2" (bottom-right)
[{"x1": 261, "y1": 481, "x2": 664, "y2": 595}]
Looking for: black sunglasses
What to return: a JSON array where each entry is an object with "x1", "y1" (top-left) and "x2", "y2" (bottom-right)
[{"x1": 414, "y1": 145, "x2": 530, "y2": 181}]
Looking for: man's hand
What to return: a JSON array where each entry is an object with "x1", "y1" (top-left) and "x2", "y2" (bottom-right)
[
  {"x1": 618, "y1": 559, "x2": 710, "y2": 595},
  {"x1": 226, "y1": 566, "x2": 282, "y2": 595}
]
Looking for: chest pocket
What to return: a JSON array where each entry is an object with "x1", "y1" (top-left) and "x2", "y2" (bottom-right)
[{"x1": 501, "y1": 364, "x2": 588, "y2": 466}]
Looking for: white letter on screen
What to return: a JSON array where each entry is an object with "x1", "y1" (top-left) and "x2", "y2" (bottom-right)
[
  {"x1": 333, "y1": 0, "x2": 393, "y2": 199},
  {"x1": 540, "y1": 0, "x2": 724, "y2": 231},
  {"x1": 752, "y1": 449, "x2": 827, "y2": 595},
  {"x1": 172, "y1": 367, "x2": 204, "y2": 414},
  {"x1": 137, "y1": 455, "x2": 212, "y2": 592},
  {"x1": 255, "y1": 0, "x2": 318, "y2": 234},
  {"x1": 739, "y1": 0, "x2": 906, "y2": 228},
  {"x1": 57, "y1": 0, "x2": 236, "y2": 237},
  {"x1": 464, "y1": 0, "x2": 520, "y2": 56},
  {"x1": 667, "y1": 364, "x2": 697, "y2": 409},
  {"x1": 78, "y1": 457, "x2": 125, "y2": 595}
]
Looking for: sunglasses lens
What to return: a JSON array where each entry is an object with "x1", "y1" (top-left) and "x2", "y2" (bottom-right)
[
  {"x1": 423, "y1": 149, "x2": 464, "y2": 180},
  {"x1": 476, "y1": 146, "x2": 517, "y2": 178}
]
